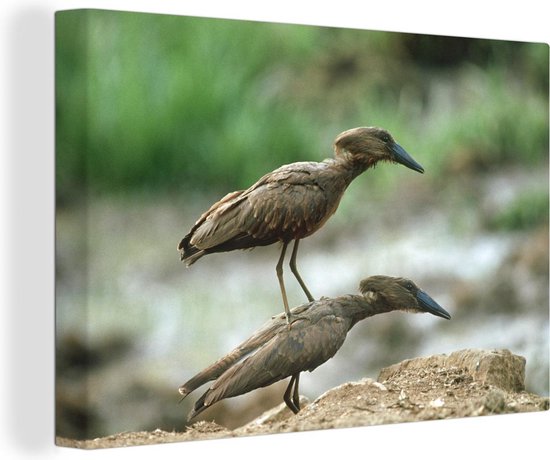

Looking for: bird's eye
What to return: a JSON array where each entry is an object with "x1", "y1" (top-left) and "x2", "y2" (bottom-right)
[
  {"x1": 406, "y1": 283, "x2": 414, "y2": 290},
  {"x1": 381, "y1": 134, "x2": 390, "y2": 143}
]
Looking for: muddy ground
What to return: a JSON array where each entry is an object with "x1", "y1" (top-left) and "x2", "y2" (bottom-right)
[{"x1": 56, "y1": 348, "x2": 549, "y2": 449}]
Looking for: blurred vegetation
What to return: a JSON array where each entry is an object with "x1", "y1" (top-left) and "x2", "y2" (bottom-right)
[
  {"x1": 489, "y1": 190, "x2": 549, "y2": 231},
  {"x1": 56, "y1": 10, "x2": 548, "y2": 205}
]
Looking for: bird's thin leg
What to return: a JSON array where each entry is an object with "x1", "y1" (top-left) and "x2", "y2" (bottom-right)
[
  {"x1": 283, "y1": 374, "x2": 300, "y2": 414},
  {"x1": 292, "y1": 373, "x2": 301, "y2": 412},
  {"x1": 289, "y1": 240, "x2": 314, "y2": 302},
  {"x1": 276, "y1": 242, "x2": 292, "y2": 323}
]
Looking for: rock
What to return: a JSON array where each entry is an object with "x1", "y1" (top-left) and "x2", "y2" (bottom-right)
[
  {"x1": 482, "y1": 389, "x2": 507, "y2": 413},
  {"x1": 378, "y1": 348, "x2": 526, "y2": 392},
  {"x1": 235, "y1": 395, "x2": 310, "y2": 433},
  {"x1": 56, "y1": 348, "x2": 548, "y2": 449}
]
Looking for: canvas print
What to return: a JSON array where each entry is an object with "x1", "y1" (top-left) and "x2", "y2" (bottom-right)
[{"x1": 55, "y1": 9, "x2": 549, "y2": 448}]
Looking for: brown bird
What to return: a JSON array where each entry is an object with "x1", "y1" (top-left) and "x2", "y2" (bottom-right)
[
  {"x1": 178, "y1": 127, "x2": 424, "y2": 322},
  {"x1": 179, "y1": 275, "x2": 450, "y2": 419}
]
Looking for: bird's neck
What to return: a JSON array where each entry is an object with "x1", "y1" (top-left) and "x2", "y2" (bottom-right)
[
  {"x1": 344, "y1": 294, "x2": 396, "y2": 328},
  {"x1": 317, "y1": 160, "x2": 358, "y2": 188},
  {"x1": 332, "y1": 152, "x2": 374, "y2": 182}
]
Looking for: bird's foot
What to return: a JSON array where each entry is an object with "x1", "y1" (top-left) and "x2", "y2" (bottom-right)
[
  {"x1": 271, "y1": 310, "x2": 309, "y2": 327},
  {"x1": 284, "y1": 312, "x2": 309, "y2": 329}
]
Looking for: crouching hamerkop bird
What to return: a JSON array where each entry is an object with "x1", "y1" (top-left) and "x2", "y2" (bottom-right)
[
  {"x1": 179, "y1": 275, "x2": 450, "y2": 419},
  {"x1": 178, "y1": 127, "x2": 424, "y2": 323}
]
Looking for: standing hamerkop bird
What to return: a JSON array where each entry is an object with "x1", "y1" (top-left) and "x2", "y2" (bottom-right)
[
  {"x1": 178, "y1": 127, "x2": 425, "y2": 323},
  {"x1": 179, "y1": 275, "x2": 450, "y2": 419}
]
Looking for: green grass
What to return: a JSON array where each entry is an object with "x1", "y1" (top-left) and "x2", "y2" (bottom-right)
[
  {"x1": 489, "y1": 190, "x2": 549, "y2": 232},
  {"x1": 55, "y1": 10, "x2": 549, "y2": 203},
  {"x1": 424, "y1": 68, "x2": 548, "y2": 174}
]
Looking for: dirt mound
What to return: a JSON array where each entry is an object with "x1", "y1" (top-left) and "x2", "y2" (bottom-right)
[{"x1": 56, "y1": 348, "x2": 549, "y2": 449}]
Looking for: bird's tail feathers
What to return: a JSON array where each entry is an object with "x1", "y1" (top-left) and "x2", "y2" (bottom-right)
[
  {"x1": 177, "y1": 236, "x2": 205, "y2": 265},
  {"x1": 178, "y1": 346, "x2": 251, "y2": 401},
  {"x1": 187, "y1": 393, "x2": 209, "y2": 421},
  {"x1": 182, "y1": 249, "x2": 205, "y2": 266}
]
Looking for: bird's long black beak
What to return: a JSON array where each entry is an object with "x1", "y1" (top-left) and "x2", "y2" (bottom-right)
[
  {"x1": 390, "y1": 143, "x2": 424, "y2": 173},
  {"x1": 416, "y1": 290, "x2": 451, "y2": 320}
]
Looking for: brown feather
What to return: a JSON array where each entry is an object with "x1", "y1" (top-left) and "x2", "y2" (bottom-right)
[
  {"x1": 177, "y1": 127, "x2": 423, "y2": 318},
  {"x1": 181, "y1": 276, "x2": 449, "y2": 419},
  {"x1": 179, "y1": 127, "x2": 422, "y2": 263}
]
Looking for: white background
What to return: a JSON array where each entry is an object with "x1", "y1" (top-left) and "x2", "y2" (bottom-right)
[{"x1": 1, "y1": 1, "x2": 548, "y2": 459}]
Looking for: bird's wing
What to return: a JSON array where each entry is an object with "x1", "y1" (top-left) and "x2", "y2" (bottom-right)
[
  {"x1": 178, "y1": 303, "x2": 313, "y2": 398},
  {"x1": 238, "y1": 162, "x2": 333, "y2": 241},
  {"x1": 187, "y1": 162, "x2": 331, "y2": 249},
  {"x1": 180, "y1": 189, "x2": 246, "y2": 249},
  {"x1": 198, "y1": 312, "x2": 352, "y2": 410}
]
